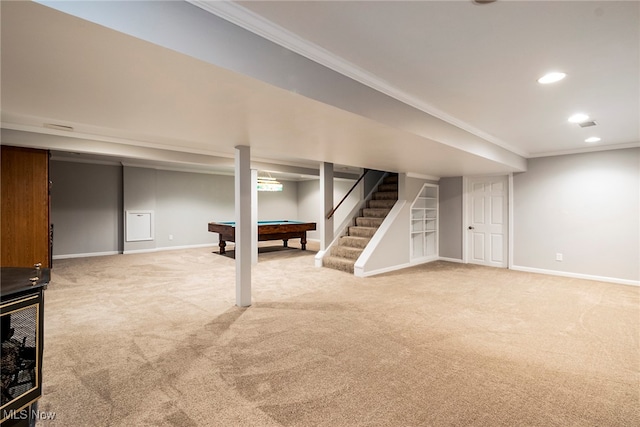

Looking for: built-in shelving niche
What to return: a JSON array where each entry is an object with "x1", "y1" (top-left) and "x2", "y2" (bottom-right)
[{"x1": 410, "y1": 184, "x2": 438, "y2": 261}]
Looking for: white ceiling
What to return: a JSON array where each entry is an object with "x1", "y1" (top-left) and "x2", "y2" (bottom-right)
[
  {"x1": 1, "y1": 1, "x2": 638, "y2": 179},
  {"x1": 229, "y1": 0, "x2": 640, "y2": 157}
]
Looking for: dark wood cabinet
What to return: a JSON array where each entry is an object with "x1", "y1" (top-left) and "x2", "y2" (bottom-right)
[{"x1": 1, "y1": 146, "x2": 50, "y2": 268}]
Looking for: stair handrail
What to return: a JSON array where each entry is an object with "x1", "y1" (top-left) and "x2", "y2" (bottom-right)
[{"x1": 326, "y1": 169, "x2": 369, "y2": 220}]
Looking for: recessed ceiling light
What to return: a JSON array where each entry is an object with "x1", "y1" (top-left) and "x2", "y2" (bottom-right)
[
  {"x1": 568, "y1": 113, "x2": 590, "y2": 124},
  {"x1": 538, "y1": 72, "x2": 567, "y2": 84},
  {"x1": 585, "y1": 137, "x2": 601, "y2": 143}
]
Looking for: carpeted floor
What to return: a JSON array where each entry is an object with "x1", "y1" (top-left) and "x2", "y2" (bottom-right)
[{"x1": 37, "y1": 244, "x2": 639, "y2": 426}]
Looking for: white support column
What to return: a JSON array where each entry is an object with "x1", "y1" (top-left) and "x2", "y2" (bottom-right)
[
  {"x1": 251, "y1": 169, "x2": 258, "y2": 266},
  {"x1": 235, "y1": 145, "x2": 252, "y2": 307},
  {"x1": 398, "y1": 172, "x2": 407, "y2": 201},
  {"x1": 320, "y1": 162, "x2": 334, "y2": 250}
]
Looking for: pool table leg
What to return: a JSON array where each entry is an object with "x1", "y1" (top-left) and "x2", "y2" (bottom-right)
[
  {"x1": 219, "y1": 240, "x2": 226, "y2": 254},
  {"x1": 283, "y1": 239, "x2": 289, "y2": 248},
  {"x1": 301, "y1": 232, "x2": 307, "y2": 250}
]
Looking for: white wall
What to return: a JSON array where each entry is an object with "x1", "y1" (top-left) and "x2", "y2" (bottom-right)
[
  {"x1": 513, "y1": 148, "x2": 639, "y2": 283},
  {"x1": 297, "y1": 178, "x2": 360, "y2": 241}
]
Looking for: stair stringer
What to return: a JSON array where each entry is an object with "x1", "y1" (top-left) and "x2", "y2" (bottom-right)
[
  {"x1": 315, "y1": 173, "x2": 388, "y2": 268},
  {"x1": 354, "y1": 200, "x2": 413, "y2": 277}
]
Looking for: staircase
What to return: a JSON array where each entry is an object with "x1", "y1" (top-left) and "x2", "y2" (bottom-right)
[{"x1": 323, "y1": 173, "x2": 398, "y2": 273}]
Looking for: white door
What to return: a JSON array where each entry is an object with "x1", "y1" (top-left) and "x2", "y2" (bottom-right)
[{"x1": 466, "y1": 176, "x2": 508, "y2": 268}]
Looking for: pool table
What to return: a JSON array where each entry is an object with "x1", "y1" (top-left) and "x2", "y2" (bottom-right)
[{"x1": 208, "y1": 220, "x2": 317, "y2": 254}]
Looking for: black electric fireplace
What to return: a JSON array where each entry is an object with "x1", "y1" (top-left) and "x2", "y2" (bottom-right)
[{"x1": 1, "y1": 267, "x2": 49, "y2": 426}]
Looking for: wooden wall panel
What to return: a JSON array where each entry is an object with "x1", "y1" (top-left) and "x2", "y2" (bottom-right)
[{"x1": 1, "y1": 146, "x2": 50, "y2": 267}]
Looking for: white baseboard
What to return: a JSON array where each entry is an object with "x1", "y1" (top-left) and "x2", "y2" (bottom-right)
[
  {"x1": 511, "y1": 265, "x2": 639, "y2": 287},
  {"x1": 438, "y1": 257, "x2": 464, "y2": 263},
  {"x1": 409, "y1": 256, "x2": 439, "y2": 267},
  {"x1": 355, "y1": 257, "x2": 439, "y2": 278},
  {"x1": 55, "y1": 244, "x2": 219, "y2": 259},
  {"x1": 53, "y1": 251, "x2": 120, "y2": 260},
  {"x1": 355, "y1": 262, "x2": 412, "y2": 277},
  {"x1": 123, "y1": 243, "x2": 217, "y2": 255}
]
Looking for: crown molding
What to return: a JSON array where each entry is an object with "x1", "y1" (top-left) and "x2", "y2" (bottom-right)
[
  {"x1": 49, "y1": 154, "x2": 123, "y2": 167},
  {"x1": 188, "y1": 0, "x2": 530, "y2": 159},
  {"x1": 528, "y1": 141, "x2": 640, "y2": 158}
]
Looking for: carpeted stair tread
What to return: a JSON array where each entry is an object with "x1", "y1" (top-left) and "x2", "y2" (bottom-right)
[
  {"x1": 339, "y1": 235, "x2": 371, "y2": 249},
  {"x1": 373, "y1": 191, "x2": 398, "y2": 200},
  {"x1": 368, "y1": 199, "x2": 396, "y2": 209},
  {"x1": 383, "y1": 174, "x2": 398, "y2": 183},
  {"x1": 322, "y1": 255, "x2": 355, "y2": 273},
  {"x1": 378, "y1": 183, "x2": 398, "y2": 192},
  {"x1": 362, "y1": 208, "x2": 391, "y2": 218},
  {"x1": 348, "y1": 226, "x2": 378, "y2": 238},
  {"x1": 356, "y1": 217, "x2": 384, "y2": 227},
  {"x1": 330, "y1": 245, "x2": 363, "y2": 260}
]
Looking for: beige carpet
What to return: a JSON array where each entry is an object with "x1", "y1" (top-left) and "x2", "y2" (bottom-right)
[{"x1": 37, "y1": 244, "x2": 639, "y2": 426}]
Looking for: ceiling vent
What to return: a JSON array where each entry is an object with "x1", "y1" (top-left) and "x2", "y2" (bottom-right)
[
  {"x1": 578, "y1": 121, "x2": 597, "y2": 128},
  {"x1": 44, "y1": 123, "x2": 74, "y2": 131}
]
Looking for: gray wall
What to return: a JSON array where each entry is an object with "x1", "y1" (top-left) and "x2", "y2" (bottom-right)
[
  {"x1": 53, "y1": 149, "x2": 639, "y2": 283},
  {"x1": 364, "y1": 170, "x2": 386, "y2": 197},
  {"x1": 513, "y1": 148, "x2": 639, "y2": 281},
  {"x1": 52, "y1": 161, "x2": 358, "y2": 256},
  {"x1": 439, "y1": 177, "x2": 463, "y2": 260},
  {"x1": 433, "y1": 149, "x2": 639, "y2": 282},
  {"x1": 122, "y1": 166, "x2": 158, "y2": 252},
  {"x1": 50, "y1": 160, "x2": 123, "y2": 256},
  {"x1": 122, "y1": 166, "x2": 300, "y2": 252},
  {"x1": 139, "y1": 168, "x2": 236, "y2": 251},
  {"x1": 257, "y1": 180, "x2": 299, "y2": 221},
  {"x1": 298, "y1": 180, "x2": 321, "y2": 241},
  {"x1": 52, "y1": 162, "x2": 302, "y2": 256}
]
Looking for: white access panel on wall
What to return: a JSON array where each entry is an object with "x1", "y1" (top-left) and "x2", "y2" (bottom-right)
[{"x1": 126, "y1": 210, "x2": 154, "y2": 242}]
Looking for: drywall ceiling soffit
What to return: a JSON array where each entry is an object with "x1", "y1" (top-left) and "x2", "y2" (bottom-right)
[
  {"x1": 3, "y1": 0, "x2": 526, "y2": 178},
  {"x1": 7, "y1": 130, "x2": 360, "y2": 181}
]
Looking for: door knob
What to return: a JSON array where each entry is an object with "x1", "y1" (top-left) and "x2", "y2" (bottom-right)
[{"x1": 468, "y1": 226, "x2": 475, "y2": 230}]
